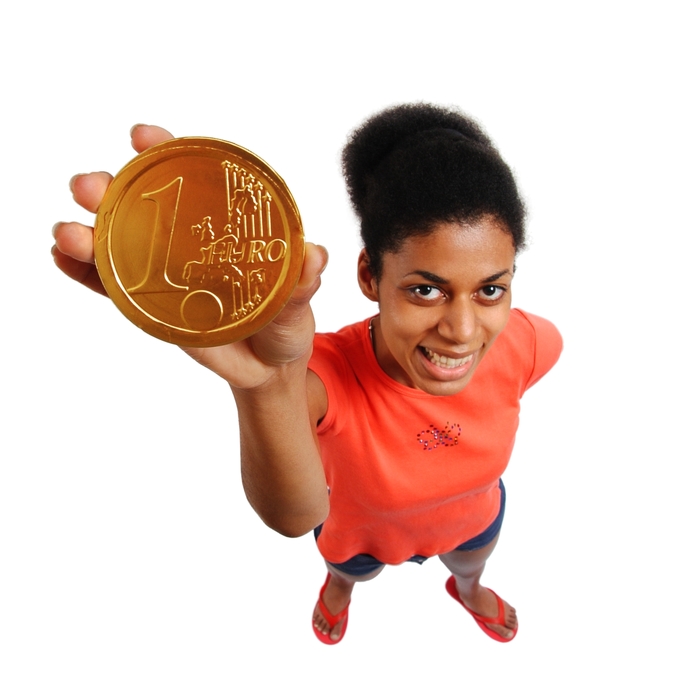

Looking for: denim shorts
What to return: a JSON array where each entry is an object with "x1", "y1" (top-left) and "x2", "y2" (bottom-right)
[{"x1": 314, "y1": 479, "x2": 506, "y2": 577}]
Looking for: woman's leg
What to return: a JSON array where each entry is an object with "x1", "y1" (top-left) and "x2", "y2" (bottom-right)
[
  {"x1": 439, "y1": 534, "x2": 518, "y2": 639},
  {"x1": 312, "y1": 562, "x2": 385, "y2": 641}
]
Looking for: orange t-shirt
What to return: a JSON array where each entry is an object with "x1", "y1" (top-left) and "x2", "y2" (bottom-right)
[{"x1": 308, "y1": 309, "x2": 562, "y2": 565}]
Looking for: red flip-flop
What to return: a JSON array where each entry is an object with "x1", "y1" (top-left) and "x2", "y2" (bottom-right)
[
  {"x1": 312, "y1": 573, "x2": 351, "y2": 645},
  {"x1": 445, "y1": 575, "x2": 517, "y2": 643}
]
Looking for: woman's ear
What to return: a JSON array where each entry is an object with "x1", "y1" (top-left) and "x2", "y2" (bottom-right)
[{"x1": 357, "y1": 249, "x2": 379, "y2": 302}]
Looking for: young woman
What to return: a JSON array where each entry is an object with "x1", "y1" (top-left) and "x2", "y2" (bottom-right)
[{"x1": 53, "y1": 104, "x2": 561, "y2": 645}]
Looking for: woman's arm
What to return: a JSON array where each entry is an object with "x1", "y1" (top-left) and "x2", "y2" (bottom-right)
[
  {"x1": 53, "y1": 124, "x2": 330, "y2": 538},
  {"x1": 234, "y1": 367, "x2": 329, "y2": 537}
]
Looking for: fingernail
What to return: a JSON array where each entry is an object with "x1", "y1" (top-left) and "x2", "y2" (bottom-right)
[
  {"x1": 318, "y1": 245, "x2": 329, "y2": 274},
  {"x1": 130, "y1": 123, "x2": 147, "y2": 136},
  {"x1": 69, "y1": 173, "x2": 86, "y2": 191},
  {"x1": 52, "y1": 221, "x2": 62, "y2": 239}
]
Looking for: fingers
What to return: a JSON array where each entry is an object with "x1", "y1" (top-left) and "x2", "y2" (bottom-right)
[
  {"x1": 69, "y1": 125, "x2": 174, "y2": 214},
  {"x1": 53, "y1": 221, "x2": 95, "y2": 263},
  {"x1": 130, "y1": 124, "x2": 175, "y2": 153},
  {"x1": 51, "y1": 245, "x2": 107, "y2": 296},
  {"x1": 52, "y1": 220, "x2": 106, "y2": 295},
  {"x1": 54, "y1": 124, "x2": 175, "y2": 298},
  {"x1": 70, "y1": 171, "x2": 113, "y2": 214}
]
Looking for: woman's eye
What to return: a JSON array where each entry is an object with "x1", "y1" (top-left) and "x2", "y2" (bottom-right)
[
  {"x1": 478, "y1": 285, "x2": 506, "y2": 302},
  {"x1": 412, "y1": 285, "x2": 443, "y2": 301}
]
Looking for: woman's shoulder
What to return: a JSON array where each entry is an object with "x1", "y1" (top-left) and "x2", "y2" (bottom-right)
[
  {"x1": 496, "y1": 309, "x2": 563, "y2": 391},
  {"x1": 313, "y1": 318, "x2": 368, "y2": 350},
  {"x1": 508, "y1": 309, "x2": 562, "y2": 347},
  {"x1": 311, "y1": 318, "x2": 372, "y2": 373},
  {"x1": 310, "y1": 316, "x2": 371, "y2": 371},
  {"x1": 308, "y1": 319, "x2": 372, "y2": 434}
]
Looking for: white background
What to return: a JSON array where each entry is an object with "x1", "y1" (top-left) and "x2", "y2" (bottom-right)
[{"x1": 2, "y1": 1, "x2": 697, "y2": 698}]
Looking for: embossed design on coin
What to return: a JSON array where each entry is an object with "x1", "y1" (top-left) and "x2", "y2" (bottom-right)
[{"x1": 94, "y1": 138, "x2": 304, "y2": 347}]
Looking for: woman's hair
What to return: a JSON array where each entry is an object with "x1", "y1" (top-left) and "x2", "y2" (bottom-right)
[{"x1": 342, "y1": 103, "x2": 526, "y2": 277}]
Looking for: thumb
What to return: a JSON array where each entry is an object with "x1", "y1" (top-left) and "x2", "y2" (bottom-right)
[
  {"x1": 247, "y1": 242, "x2": 328, "y2": 366},
  {"x1": 290, "y1": 242, "x2": 329, "y2": 306}
]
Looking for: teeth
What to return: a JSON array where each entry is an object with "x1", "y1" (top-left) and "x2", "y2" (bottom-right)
[{"x1": 423, "y1": 348, "x2": 472, "y2": 368}]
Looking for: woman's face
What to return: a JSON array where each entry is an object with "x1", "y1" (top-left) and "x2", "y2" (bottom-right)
[{"x1": 358, "y1": 217, "x2": 516, "y2": 396}]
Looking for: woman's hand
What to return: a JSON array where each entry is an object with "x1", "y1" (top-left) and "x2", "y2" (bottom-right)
[
  {"x1": 52, "y1": 125, "x2": 328, "y2": 390},
  {"x1": 52, "y1": 125, "x2": 175, "y2": 295},
  {"x1": 181, "y1": 240, "x2": 327, "y2": 389}
]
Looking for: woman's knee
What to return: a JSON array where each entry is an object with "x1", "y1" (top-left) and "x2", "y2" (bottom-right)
[
  {"x1": 326, "y1": 561, "x2": 385, "y2": 583},
  {"x1": 439, "y1": 533, "x2": 501, "y2": 576}
]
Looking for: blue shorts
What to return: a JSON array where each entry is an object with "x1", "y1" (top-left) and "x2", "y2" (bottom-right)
[{"x1": 314, "y1": 479, "x2": 506, "y2": 577}]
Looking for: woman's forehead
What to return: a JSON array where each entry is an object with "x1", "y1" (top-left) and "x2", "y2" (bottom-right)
[{"x1": 386, "y1": 219, "x2": 516, "y2": 269}]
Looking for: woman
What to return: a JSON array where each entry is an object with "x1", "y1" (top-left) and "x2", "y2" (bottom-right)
[{"x1": 53, "y1": 103, "x2": 561, "y2": 645}]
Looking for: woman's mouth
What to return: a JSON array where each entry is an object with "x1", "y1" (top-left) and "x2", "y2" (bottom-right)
[{"x1": 421, "y1": 347, "x2": 474, "y2": 369}]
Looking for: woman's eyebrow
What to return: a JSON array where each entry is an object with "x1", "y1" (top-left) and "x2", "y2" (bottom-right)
[
  {"x1": 405, "y1": 270, "x2": 449, "y2": 285},
  {"x1": 405, "y1": 269, "x2": 513, "y2": 285},
  {"x1": 481, "y1": 269, "x2": 513, "y2": 284}
]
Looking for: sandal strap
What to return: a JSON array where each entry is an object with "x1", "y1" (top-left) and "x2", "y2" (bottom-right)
[
  {"x1": 317, "y1": 595, "x2": 349, "y2": 627},
  {"x1": 461, "y1": 587, "x2": 505, "y2": 626},
  {"x1": 317, "y1": 574, "x2": 351, "y2": 627}
]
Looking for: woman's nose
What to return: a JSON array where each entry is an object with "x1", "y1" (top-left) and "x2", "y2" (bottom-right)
[{"x1": 437, "y1": 296, "x2": 476, "y2": 346}]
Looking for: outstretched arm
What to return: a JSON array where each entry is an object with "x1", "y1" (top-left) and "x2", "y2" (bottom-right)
[
  {"x1": 234, "y1": 366, "x2": 329, "y2": 537},
  {"x1": 53, "y1": 124, "x2": 330, "y2": 537}
]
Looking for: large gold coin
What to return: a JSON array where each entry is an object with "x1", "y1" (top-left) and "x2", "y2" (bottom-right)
[{"x1": 94, "y1": 137, "x2": 304, "y2": 347}]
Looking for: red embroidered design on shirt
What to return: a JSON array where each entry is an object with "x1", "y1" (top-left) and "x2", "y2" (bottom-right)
[{"x1": 416, "y1": 423, "x2": 461, "y2": 451}]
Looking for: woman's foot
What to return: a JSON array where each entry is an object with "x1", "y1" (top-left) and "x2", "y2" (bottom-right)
[
  {"x1": 446, "y1": 576, "x2": 518, "y2": 641},
  {"x1": 312, "y1": 573, "x2": 354, "y2": 643}
]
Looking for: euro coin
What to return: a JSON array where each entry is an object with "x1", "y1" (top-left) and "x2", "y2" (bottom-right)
[{"x1": 94, "y1": 137, "x2": 305, "y2": 347}]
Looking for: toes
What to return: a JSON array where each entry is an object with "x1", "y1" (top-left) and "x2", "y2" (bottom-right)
[
  {"x1": 312, "y1": 606, "x2": 330, "y2": 635},
  {"x1": 312, "y1": 602, "x2": 346, "y2": 641},
  {"x1": 486, "y1": 620, "x2": 514, "y2": 639},
  {"x1": 313, "y1": 611, "x2": 344, "y2": 640}
]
